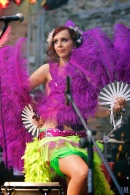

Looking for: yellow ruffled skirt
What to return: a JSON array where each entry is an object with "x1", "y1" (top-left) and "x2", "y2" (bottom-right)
[{"x1": 22, "y1": 135, "x2": 114, "y2": 195}]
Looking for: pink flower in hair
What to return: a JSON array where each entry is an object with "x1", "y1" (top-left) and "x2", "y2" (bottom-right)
[{"x1": 64, "y1": 20, "x2": 75, "y2": 28}]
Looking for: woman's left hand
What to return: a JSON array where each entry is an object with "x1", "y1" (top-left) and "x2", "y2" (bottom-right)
[{"x1": 113, "y1": 97, "x2": 126, "y2": 114}]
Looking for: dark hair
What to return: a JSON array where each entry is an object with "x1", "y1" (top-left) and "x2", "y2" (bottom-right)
[{"x1": 46, "y1": 26, "x2": 82, "y2": 61}]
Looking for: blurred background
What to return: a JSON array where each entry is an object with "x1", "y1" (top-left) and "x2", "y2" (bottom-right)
[{"x1": 0, "y1": 0, "x2": 130, "y2": 193}]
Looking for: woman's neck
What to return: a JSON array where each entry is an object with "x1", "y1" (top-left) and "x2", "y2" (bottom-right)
[{"x1": 59, "y1": 57, "x2": 70, "y2": 67}]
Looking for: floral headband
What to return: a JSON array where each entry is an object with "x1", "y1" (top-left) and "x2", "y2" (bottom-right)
[{"x1": 47, "y1": 20, "x2": 83, "y2": 47}]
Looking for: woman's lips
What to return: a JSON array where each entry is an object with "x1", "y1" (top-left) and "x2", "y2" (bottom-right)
[{"x1": 57, "y1": 49, "x2": 65, "y2": 53}]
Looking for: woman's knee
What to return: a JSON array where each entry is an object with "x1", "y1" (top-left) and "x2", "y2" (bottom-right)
[
  {"x1": 59, "y1": 155, "x2": 88, "y2": 179},
  {"x1": 73, "y1": 166, "x2": 88, "y2": 181}
]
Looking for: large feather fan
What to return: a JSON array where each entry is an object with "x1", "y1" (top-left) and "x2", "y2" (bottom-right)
[
  {"x1": 98, "y1": 24, "x2": 130, "y2": 129},
  {"x1": 70, "y1": 26, "x2": 117, "y2": 89},
  {"x1": 0, "y1": 38, "x2": 32, "y2": 171},
  {"x1": 113, "y1": 24, "x2": 130, "y2": 83},
  {"x1": 70, "y1": 23, "x2": 130, "y2": 129}
]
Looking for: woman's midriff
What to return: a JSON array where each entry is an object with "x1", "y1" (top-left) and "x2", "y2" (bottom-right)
[
  {"x1": 41, "y1": 119, "x2": 74, "y2": 131},
  {"x1": 38, "y1": 119, "x2": 86, "y2": 140}
]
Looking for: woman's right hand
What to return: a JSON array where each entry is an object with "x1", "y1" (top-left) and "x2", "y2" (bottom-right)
[{"x1": 32, "y1": 113, "x2": 45, "y2": 128}]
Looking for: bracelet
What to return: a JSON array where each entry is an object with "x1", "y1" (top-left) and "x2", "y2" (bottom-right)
[
  {"x1": 108, "y1": 108, "x2": 117, "y2": 117},
  {"x1": 108, "y1": 108, "x2": 111, "y2": 116}
]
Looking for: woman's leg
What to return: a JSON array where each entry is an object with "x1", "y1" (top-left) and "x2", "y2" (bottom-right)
[{"x1": 59, "y1": 155, "x2": 88, "y2": 195}]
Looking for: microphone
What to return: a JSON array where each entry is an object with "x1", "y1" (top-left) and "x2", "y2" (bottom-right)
[
  {"x1": 65, "y1": 76, "x2": 71, "y2": 106},
  {"x1": 0, "y1": 13, "x2": 24, "y2": 23}
]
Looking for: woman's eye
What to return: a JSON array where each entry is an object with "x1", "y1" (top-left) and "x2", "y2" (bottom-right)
[
  {"x1": 53, "y1": 38, "x2": 68, "y2": 44},
  {"x1": 53, "y1": 40, "x2": 58, "y2": 44},
  {"x1": 62, "y1": 38, "x2": 68, "y2": 42}
]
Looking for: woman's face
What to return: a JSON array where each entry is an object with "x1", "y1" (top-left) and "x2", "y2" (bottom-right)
[{"x1": 53, "y1": 29, "x2": 74, "y2": 60}]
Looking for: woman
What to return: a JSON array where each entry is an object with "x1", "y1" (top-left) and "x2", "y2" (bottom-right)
[{"x1": 22, "y1": 21, "x2": 125, "y2": 195}]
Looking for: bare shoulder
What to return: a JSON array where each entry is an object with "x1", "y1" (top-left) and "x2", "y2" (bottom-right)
[
  {"x1": 40, "y1": 63, "x2": 51, "y2": 81},
  {"x1": 40, "y1": 63, "x2": 50, "y2": 71},
  {"x1": 30, "y1": 63, "x2": 51, "y2": 90}
]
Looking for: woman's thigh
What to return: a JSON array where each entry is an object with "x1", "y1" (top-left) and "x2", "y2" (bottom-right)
[{"x1": 59, "y1": 154, "x2": 88, "y2": 178}]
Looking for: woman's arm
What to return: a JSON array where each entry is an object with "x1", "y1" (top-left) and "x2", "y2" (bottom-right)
[
  {"x1": 28, "y1": 64, "x2": 51, "y2": 128},
  {"x1": 29, "y1": 63, "x2": 51, "y2": 90},
  {"x1": 95, "y1": 97, "x2": 126, "y2": 118},
  {"x1": 95, "y1": 106, "x2": 110, "y2": 118}
]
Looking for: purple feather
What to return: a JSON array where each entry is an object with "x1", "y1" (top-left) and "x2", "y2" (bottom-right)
[
  {"x1": 35, "y1": 61, "x2": 98, "y2": 127},
  {"x1": 0, "y1": 38, "x2": 32, "y2": 171},
  {"x1": 113, "y1": 24, "x2": 130, "y2": 83},
  {"x1": 71, "y1": 27, "x2": 117, "y2": 90}
]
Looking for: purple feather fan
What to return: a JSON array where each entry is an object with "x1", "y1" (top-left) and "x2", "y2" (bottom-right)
[
  {"x1": 70, "y1": 26, "x2": 118, "y2": 91},
  {"x1": 113, "y1": 24, "x2": 130, "y2": 83},
  {"x1": 0, "y1": 38, "x2": 32, "y2": 171}
]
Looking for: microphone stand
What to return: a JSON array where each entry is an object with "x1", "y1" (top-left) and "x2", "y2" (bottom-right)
[
  {"x1": 0, "y1": 22, "x2": 8, "y2": 38},
  {"x1": 65, "y1": 76, "x2": 124, "y2": 195}
]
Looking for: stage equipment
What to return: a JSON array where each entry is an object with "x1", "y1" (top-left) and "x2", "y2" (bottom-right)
[
  {"x1": 0, "y1": 13, "x2": 24, "y2": 39},
  {"x1": 98, "y1": 138, "x2": 124, "y2": 144},
  {"x1": 113, "y1": 177, "x2": 129, "y2": 195},
  {"x1": 111, "y1": 121, "x2": 130, "y2": 194},
  {"x1": 0, "y1": 13, "x2": 24, "y2": 23},
  {"x1": 98, "y1": 135, "x2": 124, "y2": 161},
  {"x1": 1, "y1": 182, "x2": 64, "y2": 195},
  {"x1": 14, "y1": 0, "x2": 24, "y2": 5},
  {"x1": 112, "y1": 165, "x2": 130, "y2": 195},
  {"x1": 0, "y1": 0, "x2": 9, "y2": 8},
  {"x1": 41, "y1": 0, "x2": 68, "y2": 10}
]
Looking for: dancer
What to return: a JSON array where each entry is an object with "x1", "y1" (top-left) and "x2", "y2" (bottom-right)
[{"x1": 22, "y1": 21, "x2": 126, "y2": 195}]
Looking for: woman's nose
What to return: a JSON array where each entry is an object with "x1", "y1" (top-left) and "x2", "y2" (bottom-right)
[{"x1": 57, "y1": 40, "x2": 62, "y2": 47}]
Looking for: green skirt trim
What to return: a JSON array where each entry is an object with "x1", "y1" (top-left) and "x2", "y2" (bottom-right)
[{"x1": 50, "y1": 147, "x2": 88, "y2": 177}]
